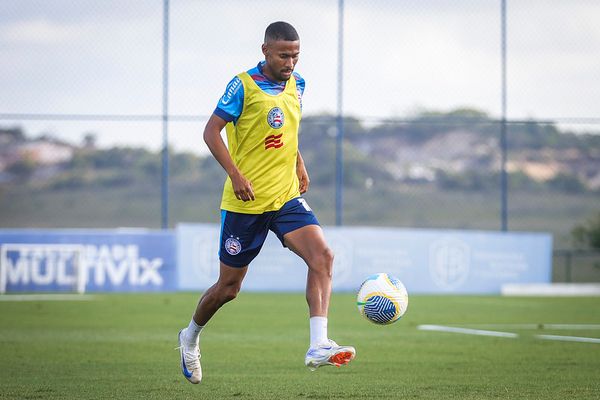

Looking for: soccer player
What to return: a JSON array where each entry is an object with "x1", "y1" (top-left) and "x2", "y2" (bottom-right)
[{"x1": 177, "y1": 21, "x2": 355, "y2": 384}]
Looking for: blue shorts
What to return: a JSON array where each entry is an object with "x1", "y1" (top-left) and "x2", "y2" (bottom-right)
[{"x1": 219, "y1": 197, "x2": 320, "y2": 268}]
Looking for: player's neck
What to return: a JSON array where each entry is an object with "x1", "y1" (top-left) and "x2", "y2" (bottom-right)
[{"x1": 259, "y1": 61, "x2": 285, "y2": 84}]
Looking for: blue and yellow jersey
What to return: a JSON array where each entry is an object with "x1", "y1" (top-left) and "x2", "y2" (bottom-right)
[
  {"x1": 215, "y1": 64, "x2": 303, "y2": 213},
  {"x1": 214, "y1": 61, "x2": 305, "y2": 123}
]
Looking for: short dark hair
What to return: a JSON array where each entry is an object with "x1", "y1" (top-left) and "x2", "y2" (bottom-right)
[{"x1": 264, "y1": 21, "x2": 299, "y2": 43}]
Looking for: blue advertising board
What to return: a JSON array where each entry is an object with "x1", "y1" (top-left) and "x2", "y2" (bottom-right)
[
  {"x1": 0, "y1": 229, "x2": 177, "y2": 293},
  {"x1": 0, "y1": 225, "x2": 553, "y2": 294},
  {"x1": 177, "y1": 224, "x2": 553, "y2": 294}
]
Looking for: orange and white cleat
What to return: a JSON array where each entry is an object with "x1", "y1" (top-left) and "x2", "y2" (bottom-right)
[{"x1": 304, "y1": 339, "x2": 356, "y2": 371}]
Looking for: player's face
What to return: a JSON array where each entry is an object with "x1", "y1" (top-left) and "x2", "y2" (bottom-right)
[{"x1": 262, "y1": 40, "x2": 300, "y2": 82}]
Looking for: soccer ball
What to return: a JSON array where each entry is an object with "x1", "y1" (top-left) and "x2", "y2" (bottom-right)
[{"x1": 356, "y1": 273, "x2": 409, "y2": 325}]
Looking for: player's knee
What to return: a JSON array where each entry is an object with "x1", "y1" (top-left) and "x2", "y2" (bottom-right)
[
  {"x1": 220, "y1": 283, "x2": 241, "y2": 303},
  {"x1": 323, "y1": 247, "x2": 334, "y2": 268},
  {"x1": 311, "y1": 247, "x2": 334, "y2": 277}
]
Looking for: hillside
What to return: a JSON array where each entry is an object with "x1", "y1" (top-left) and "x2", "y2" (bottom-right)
[
  {"x1": 300, "y1": 111, "x2": 600, "y2": 192},
  {"x1": 0, "y1": 109, "x2": 599, "y2": 249}
]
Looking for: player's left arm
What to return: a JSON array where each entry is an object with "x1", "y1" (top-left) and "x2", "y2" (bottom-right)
[
  {"x1": 294, "y1": 73, "x2": 308, "y2": 194},
  {"x1": 296, "y1": 150, "x2": 310, "y2": 194}
]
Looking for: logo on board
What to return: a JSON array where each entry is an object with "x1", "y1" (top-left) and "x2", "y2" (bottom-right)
[{"x1": 429, "y1": 237, "x2": 470, "y2": 290}]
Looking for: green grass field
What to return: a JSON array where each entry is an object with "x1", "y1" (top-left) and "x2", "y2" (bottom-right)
[{"x1": 1, "y1": 293, "x2": 600, "y2": 399}]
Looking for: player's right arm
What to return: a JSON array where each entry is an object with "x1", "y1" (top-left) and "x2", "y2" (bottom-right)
[{"x1": 203, "y1": 114, "x2": 255, "y2": 202}]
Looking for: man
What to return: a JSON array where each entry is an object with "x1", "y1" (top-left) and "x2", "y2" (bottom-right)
[{"x1": 177, "y1": 21, "x2": 355, "y2": 384}]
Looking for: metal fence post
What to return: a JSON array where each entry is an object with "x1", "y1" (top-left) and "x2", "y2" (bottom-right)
[
  {"x1": 500, "y1": 0, "x2": 508, "y2": 232},
  {"x1": 335, "y1": 0, "x2": 345, "y2": 226},
  {"x1": 565, "y1": 251, "x2": 572, "y2": 283},
  {"x1": 161, "y1": 0, "x2": 170, "y2": 229}
]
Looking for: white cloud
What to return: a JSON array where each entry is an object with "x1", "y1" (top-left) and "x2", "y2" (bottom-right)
[{"x1": 0, "y1": 18, "x2": 84, "y2": 44}]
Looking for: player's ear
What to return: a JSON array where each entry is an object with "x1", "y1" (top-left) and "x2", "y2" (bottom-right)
[{"x1": 261, "y1": 43, "x2": 269, "y2": 56}]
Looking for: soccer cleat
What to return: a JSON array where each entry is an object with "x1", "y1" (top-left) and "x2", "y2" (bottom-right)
[
  {"x1": 304, "y1": 339, "x2": 356, "y2": 371},
  {"x1": 176, "y1": 329, "x2": 202, "y2": 384}
]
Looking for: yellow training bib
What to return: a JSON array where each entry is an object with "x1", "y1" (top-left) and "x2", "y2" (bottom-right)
[{"x1": 220, "y1": 72, "x2": 301, "y2": 213}]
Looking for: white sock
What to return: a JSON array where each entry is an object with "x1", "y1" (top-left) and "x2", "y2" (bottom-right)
[
  {"x1": 184, "y1": 318, "x2": 204, "y2": 346},
  {"x1": 309, "y1": 316, "x2": 328, "y2": 348}
]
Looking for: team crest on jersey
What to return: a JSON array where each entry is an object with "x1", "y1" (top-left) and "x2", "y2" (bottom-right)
[
  {"x1": 267, "y1": 107, "x2": 284, "y2": 129},
  {"x1": 225, "y1": 237, "x2": 242, "y2": 255}
]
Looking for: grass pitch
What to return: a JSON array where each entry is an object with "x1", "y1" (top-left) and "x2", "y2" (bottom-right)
[{"x1": 1, "y1": 293, "x2": 600, "y2": 399}]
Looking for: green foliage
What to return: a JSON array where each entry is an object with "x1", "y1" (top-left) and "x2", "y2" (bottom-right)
[
  {"x1": 387, "y1": 108, "x2": 497, "y2": 144},
  {"x1": 0, "y1": 127, "x2": 26, "y2": 142},
  {"x1": 5, "y1": 156, "x2": 36, "y2": 178},
  {"x1": 170, "y1": 152, "x2": 199, "y2": 177},
  {"x1": 572, "y1": 212, "x2": 600, "y2": 249},
  {"x1": 548, "y1": 173, "x2": 586, "y2": 193},
  {"x1": 436, "y1": 170, "x2": 495, "y2": 191},
  {"x1": 300, "y1": 116, "x2": 394, "y2": 188},
  {"x1": 508, "y1": 122, "x2": 563, "y2": 150},
  {"x1": 507, "y1": 171, "x2": 545, "y2": 191},
  {"x1": 4, "y1": 108, "x2": 599, "y2": 194},
  {"x1": 56, "y1": 148, "x2": 159, "y2": 190},
  {"x1": 341, "y1": 107, "x2": 599, "y2": 152},
  {"x1": 49, "y1": 172, "x2": 88, "y2": 189},
  {"x1": 1, "y1": 109, "x2": 598, "y2": 233},
  {"x1": 435, "y1": 170, "x2": 545, "y2": 192}
]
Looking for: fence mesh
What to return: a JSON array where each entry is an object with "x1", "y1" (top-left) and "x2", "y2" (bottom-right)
[{"x1": 1, "y1": 1, "x2": 598, "y2": 277}]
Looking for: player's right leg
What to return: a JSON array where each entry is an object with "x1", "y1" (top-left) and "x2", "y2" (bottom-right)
[
  {"x1": 178, "y1": 209, "x2": 269, "y2": 384},
  {"x1": 193, "y1": 262, "x2": 248, "y2": 325},
  {"x1": 178, "y1": 262, "x2": 248, "y2": 384}
]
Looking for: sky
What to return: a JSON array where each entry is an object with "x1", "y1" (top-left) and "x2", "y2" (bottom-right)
[{"x1": 1, "y1": 0, "x2": 599, "y2": 153}]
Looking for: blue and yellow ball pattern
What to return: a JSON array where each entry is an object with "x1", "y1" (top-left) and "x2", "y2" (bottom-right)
[
  {"x1": 363, "y1": 294, "x2": 398, "y2": 324},
  {"x1": 357, "y1": 273, "x2": 408, "y2": 325}
]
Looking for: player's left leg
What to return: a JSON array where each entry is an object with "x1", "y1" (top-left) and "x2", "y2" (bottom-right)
[
  {"x1": 272, "y1": 197, "x2": 355, "y2": 370},
  {"x1": 283, "y1": 224, "x2": 332, "y2": 318},
  {"x1": 283, "y1": 225, "x2": 356, "y2": 370}
]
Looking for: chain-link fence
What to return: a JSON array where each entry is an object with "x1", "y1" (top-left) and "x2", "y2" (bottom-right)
[{"x1": 1, "y1": 1, "x2": 599, "y2": 274}]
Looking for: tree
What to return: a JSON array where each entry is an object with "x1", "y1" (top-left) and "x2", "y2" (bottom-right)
[
  {"x1": 0, "y1": 127, "x2": 26, "y2": 143},
  {"x1": 571, "y1": 212, "x2": 600, "y2": 249},
  {"x1": 6, "y1": 156, "x2": 36, "y2": 179},
  {"x1": 82, "y1": 132, "x2": 97, "y2": 149}
]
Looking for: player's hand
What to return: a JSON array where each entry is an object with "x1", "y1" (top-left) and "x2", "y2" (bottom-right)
[
  {"x1": 231, "y1": 171, "x2": 255, "y2": 201},
  {"x1": 297, "y1": 164, "x2": 310, "y2": 194}
]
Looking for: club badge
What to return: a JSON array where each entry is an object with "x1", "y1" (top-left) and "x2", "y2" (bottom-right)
[
  {"x1": 267, "y1": 107, "x2": 284, "y2": 129},
  {"x1": 225, "y1": 237, "x2": 242, "y2": 255}
]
